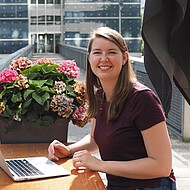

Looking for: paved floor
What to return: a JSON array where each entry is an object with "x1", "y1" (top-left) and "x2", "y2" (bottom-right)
[
  {"x1": 32, "y1": 53, "x2": 190, "y2": 190},
  {"x1": 170, "y1": 134, "x2": 190, "y2": 190},
  {"x1": 31, "y1": 53, "x2": 65, "y2": 64}
]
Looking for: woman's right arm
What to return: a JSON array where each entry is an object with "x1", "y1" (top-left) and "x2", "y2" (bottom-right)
[{"x1": 48, "y1": 119, "x2": 98, "y2": 161}]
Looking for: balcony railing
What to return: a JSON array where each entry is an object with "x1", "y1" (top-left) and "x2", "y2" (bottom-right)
[{"x1": 0, "y1": 45, "x2": 33, "y2": 71}]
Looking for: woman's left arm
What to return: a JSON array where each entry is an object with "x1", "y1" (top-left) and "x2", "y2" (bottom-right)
[
  {"x1": 73, "y1": 121, "x2": 172, "y2": 179},
  {"x1": 99, "y1": 121, "x2": 172, "y2": 179}
]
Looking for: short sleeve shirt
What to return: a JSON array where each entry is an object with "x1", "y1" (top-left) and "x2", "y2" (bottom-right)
[{"x1": 94, "y1": 82, "x2": 166, "y2": 190}]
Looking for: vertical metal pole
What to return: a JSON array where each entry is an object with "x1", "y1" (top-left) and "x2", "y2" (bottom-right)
[
  {"x1": 60, "y1": 0, "x2": 65, "y2": 44},
  {"x1": 118, "y1": 0, "x2": 123, "y2": 34}
]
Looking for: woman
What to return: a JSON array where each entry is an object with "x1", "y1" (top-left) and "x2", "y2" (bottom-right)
[{"x1": 48, "y1": 27, "x2": 177, "y2": 190}]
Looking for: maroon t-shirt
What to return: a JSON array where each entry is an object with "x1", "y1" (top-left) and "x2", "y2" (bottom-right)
[{"x1": 94, "y1": 82, "x2": 168, "y2": 190}]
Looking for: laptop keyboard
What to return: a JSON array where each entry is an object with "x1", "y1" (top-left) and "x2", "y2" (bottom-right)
[{"x1": 6, "y1": 159, "x2": 44, "y2": 177}]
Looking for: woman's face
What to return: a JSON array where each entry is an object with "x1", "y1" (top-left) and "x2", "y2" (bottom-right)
[{"x1": 88, "y1": 37, "x2": 128, "y2": 84}]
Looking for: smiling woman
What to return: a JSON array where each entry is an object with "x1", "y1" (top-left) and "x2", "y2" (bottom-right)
[{"x1": 48, "y1": 27, "x2": 177, "y2": 190}]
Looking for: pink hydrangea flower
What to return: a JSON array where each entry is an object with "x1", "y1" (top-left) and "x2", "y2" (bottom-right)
[
  {"x1": 72, "y1": 106, "x2": 87, "y2": 120},
  {"x1": 0, "y1": 69, "x2": 18, "y2": 83},
  {"x1": 58, "y1": 60, "x2": 80, "y2": 78}
]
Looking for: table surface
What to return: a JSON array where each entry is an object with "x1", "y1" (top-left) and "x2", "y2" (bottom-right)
[{"x1": 0, "y1": 143, "x2": 106, "y2": 190}]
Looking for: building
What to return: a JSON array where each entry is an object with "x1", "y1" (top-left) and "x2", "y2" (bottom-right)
[
  {"x1": 0, "y1": 0, "x2": 28, "y2": 54},
  {"x1": 64, "y1": 0, "x2": 142, "y2": 53},
  {"x1": 0, "y1": 0, "x2": 141, "y2": 54},
  {"x1": 29, "y1": 0, "x2": 64, "y2": 53}
]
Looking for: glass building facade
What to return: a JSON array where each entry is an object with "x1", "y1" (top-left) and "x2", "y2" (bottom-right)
[
  {"x1": 0, "y1": 0, "x2": 28, "y2": 54},
  {"x1": 64, "y1": 0, "x2": 141, "y2": 53},
  {"x1": 0, "y1": 0, "x2": 141, "y2": 54},
  {"x1": 30, "y1": 0, "x2": 63, "y2": 53}
]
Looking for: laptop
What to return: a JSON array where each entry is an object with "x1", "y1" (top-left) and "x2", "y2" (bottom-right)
[{"x1": 0, "y1": 150, "x2": 70, "y2": 181}]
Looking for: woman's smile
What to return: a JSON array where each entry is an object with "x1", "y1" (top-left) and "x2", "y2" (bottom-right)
[{"x1": 98, "y1": 65, "x2": 113, "y2": 71}]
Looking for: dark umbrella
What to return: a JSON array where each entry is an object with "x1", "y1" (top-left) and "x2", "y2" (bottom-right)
[{"x1": 142, "y1": 0, "x2": 190, "y2": 116}]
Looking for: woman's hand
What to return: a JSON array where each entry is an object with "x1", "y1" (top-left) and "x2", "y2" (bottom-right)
[
  {"x1": 48, "y1": 140, "x2": 71, "y2": 161},
  {"x1": 72, "y1": 150, "x2": 102, "y2": 171}
]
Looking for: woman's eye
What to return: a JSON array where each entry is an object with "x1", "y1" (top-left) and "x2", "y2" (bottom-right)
[
  {"x1": 109, "y1": 51, "x2": 116, "y2": 54},
  {"x1": 93, "y1": 51, "x2": 101, "y2": 55}
]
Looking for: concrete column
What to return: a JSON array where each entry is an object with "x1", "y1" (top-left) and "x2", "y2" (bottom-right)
[{"x1": 183, "y1": 100, "x2": 190, "y2": 142}]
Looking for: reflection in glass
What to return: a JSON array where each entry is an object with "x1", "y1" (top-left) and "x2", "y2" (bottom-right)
[
  {"x1": 63, "y1": 1, "x2": 141, "y2": 52},
  {"x1": 0, "y1": 2, "x2": 28, "y2": 54}
]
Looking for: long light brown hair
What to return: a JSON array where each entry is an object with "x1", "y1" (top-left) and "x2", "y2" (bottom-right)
[{"x1": 86, "y1": 27, "x2": 137, "y2": 121}]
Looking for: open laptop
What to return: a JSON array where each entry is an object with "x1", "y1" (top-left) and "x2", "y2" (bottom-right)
[{"x1": 0, "y1": 150, "x2": 70, "y2": 181}]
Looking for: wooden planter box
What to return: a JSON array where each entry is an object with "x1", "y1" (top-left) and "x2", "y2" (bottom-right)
[{"x1": 0, "y1": 118, "x2": 69, "y2": 144}]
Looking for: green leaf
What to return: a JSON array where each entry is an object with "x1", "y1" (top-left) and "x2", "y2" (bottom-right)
[
  {"x1": 66, "y1": 85, "x2": 76, "y2": 97},
  {"x1": 1, "y1": 107, "x2": 11, "y2": 117},
  {"x1": 6, "y1": 84, "x2": 15, "y2": 89},
  {"x1": 41, "y1": 64, "x2": 60, "y2": 74},
  {"x1": 11, "y1": 92, "x2": 22, "y2": 103},
  {"x1": 46, "y1": 79, "x2": 54, "y2": 86},
  {"x1": 41, "y1": 86, "x2": 51, "y2": 92},
  {"x1": 29, "y1": 79, "x2": 47, "y2": 88},
  {"x1": 21, "y1": 64, "x2": 60, "y2": 76},
  {"x1": 24, "y1": 89, "x2": 35, "y2": 100},
  {"x1": 32, "y1": 92, "x2": 50, "y2": 105},
  {"x1": 21, "y1": 64, "x2": 42, "y2": 75},
  {"x1": 44, "y1": 101, "x2": 50, "y2": 111},
  {"x1": 22, "y1": 98, "x2": 33, "y2": 109},
  {"x1": 0, "y1": 91, "x2": 5, "y2": 99}
]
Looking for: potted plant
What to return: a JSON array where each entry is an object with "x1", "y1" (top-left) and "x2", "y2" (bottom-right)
[{"x1": 0, "y1": 57, "x2": 89, "y2": 143}]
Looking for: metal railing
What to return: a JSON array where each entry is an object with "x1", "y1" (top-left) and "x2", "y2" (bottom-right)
[
  {"x1": 0, "y1": 45, "x2": 33, "y2": 71},
  {"x1": 59, "y1": 44, "x2": 87, "y2": 70}
]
